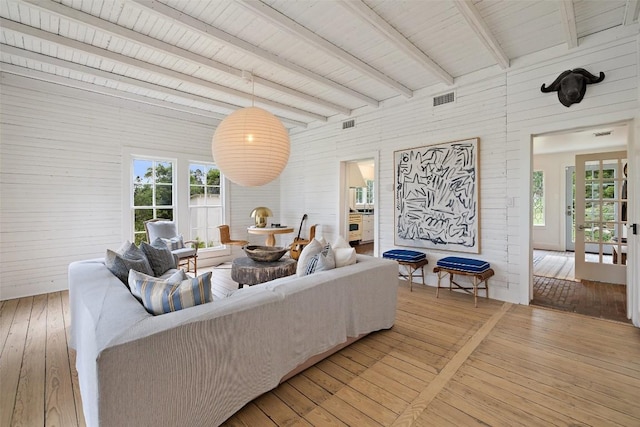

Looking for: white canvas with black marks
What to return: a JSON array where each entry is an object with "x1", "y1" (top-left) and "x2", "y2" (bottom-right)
[{"x1": 394, "y1": 138, "x2": 479, "y2": 253}]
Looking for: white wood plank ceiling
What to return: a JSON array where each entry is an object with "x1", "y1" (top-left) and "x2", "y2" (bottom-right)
[{"x1": 0, "y1": 0, "x2": 638, "y2": 128}]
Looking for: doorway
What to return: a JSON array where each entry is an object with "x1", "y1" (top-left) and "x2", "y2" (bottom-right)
[
  {"x1": 531, "y1": 123, "x2": 629, "y2": 322},
  {"x1": 342, "y1": 157, "x2": 377, "y2": 256}
]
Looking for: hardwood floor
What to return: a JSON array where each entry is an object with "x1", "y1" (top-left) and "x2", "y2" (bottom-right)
[
  {"x1": 532, "y1": 249, "x2": 628, "y2": 323},
  {"x1": 2, "y1": 277, "x2": 640, "y2": 426}
]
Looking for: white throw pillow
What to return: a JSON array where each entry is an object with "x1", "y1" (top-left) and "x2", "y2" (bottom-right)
[
  {"x1": 333, "y1": 235, "x2": 351, "y2": 249},
  {"x1": 304, "y1": 244, "x2": 336, "y2": 275},
  {"x1": 296, "y1": 238, "x2": 323, "y2": 276},
  {"x1": 334, "y1": 247, "x2": 357, "y2": 267}
]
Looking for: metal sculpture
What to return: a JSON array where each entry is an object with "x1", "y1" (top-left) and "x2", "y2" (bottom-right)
[{"x1": 540, "y1": 68, "x2": 605, "y2": 107}]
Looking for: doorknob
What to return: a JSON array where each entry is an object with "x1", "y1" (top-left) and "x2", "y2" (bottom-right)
[{"x1": 577, "y1": 224, "x2": 586, "y2": 230}]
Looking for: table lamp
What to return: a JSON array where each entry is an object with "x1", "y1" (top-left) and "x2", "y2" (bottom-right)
[{"x1": 250, "y1": 207, "x2": 273, "y2": 228}]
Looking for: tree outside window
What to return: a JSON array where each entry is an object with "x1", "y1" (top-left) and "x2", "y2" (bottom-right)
[
  {"x1": 532, "y1": 170, "x2": 544, "y2": 226},
  {"x1": 132, "y1": 159, "x2": 174, "y2": 245},
  {"x1": 189, "y1": 163, "x2": 223, "y2": 249}
]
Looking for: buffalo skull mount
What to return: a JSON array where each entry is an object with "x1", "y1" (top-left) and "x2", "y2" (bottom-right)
[{"x1": 540, "y1": 68, "x2": 605, "y2": 107}]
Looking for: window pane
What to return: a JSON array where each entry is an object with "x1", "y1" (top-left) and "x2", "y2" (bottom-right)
[
  {"x1": 134, "y1": 184, "x2": 152, "y2": 206},
  {"x1": 207, "y1": 168, "x2": 221, "y2": 186},
  {"x1": 133, "y1": 160, "x2": 153, "y2": 184},
  {"x1": 532, "y1": 171, "x2": 544, "y2": 226},
  {"x1": 134, "y1": 232, "x2": 147, "y2": 246},
  {"x1": 156, "y1": 185, "x2": 173, "y2": 206},
  {"x1": 156, "y1": 209, "x2": 173, "y2": 220},
  {"x1": 156, "y1": 162, "x2": 172, "y2": 183},
  {"x1": 190, "y1": 164, "x2": 206, "y2": 185},
  {"x1": 134, "y1": 209, "x2": 153, "y2": 232}
]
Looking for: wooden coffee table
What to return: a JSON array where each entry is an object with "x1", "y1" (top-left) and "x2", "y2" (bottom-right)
[{"x1": 231, "y1": 257, "x2": 297, "y2": 288}]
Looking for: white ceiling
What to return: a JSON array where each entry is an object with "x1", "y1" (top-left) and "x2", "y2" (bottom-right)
[
  {"x1": 1, "y1": 0, "x2": 638, "y2": 129},
  {"x1": 533, "y1": 123, "x2": 629, "y2": 155}
]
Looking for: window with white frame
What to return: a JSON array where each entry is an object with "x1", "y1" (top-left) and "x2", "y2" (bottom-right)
[
  {"x1": 132, "y1": 158, "x2": 174, "y2": 245},
  {"x1": 189, "y1": 163, "x2": 223, "y2": 249},
  {"x1": 355, "y1": 179, "x2": 375, "y2": 206},
  {"x1": 532, "y1": 170, "x2": 545, "y2": 226}
]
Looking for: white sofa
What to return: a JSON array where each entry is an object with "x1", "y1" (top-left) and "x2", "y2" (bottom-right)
[{"x1": 68, "y1": 254, "x2": 398, "y2": 427}]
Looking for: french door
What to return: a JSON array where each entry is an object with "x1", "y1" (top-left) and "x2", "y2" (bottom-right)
[{"x1": 575, "y1": 151, "x2": 627, "y2": 284}]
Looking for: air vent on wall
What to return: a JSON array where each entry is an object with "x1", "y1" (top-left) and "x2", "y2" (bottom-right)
[
  {"x1": 594, "y1": 130, "x2": 612, "y2": 137},
  {"x1": 433, "y1": 91, "x2": 455, "y2": 107},
  {"x1": 342, "y1": 119, "x2": 356, "y2": 130}
]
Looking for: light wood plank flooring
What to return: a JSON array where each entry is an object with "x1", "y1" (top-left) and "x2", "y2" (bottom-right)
[{"x1": 2, "y1": 275, "x2": 640, "y2": 426}]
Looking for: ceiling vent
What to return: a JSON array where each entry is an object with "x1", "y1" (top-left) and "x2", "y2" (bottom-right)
[
  {"x1": 342, "y1": 119, "x2": 356, "y2": 130},
  {"x1": 433, "y1": 91, "x2": 455, "y2": 107}
]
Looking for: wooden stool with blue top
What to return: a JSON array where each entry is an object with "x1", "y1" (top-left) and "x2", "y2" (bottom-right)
[
  {"x1": 434, "y1": 257, "x2": 494, "y2": 307},
  {"x1": 382, "y1": 249, "x2": 428, "y2": 291}
]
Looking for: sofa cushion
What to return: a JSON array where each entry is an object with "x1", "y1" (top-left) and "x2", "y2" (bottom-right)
[
  {"x1": 128, "y1": 269, "x2": 187, "y2": 301},
  {"x1": 141, "y1": 239, "x2": 178, "y2": 276},
  {"x1": 296, "y1": 238, "x2": 323, "y2": 276},
  {"x1": 304, "y1": 244, "x2": 335, "y2": 275},
  {"x1": 436, "y1": 256, "x2": 490, "y2": 273},
  {"x1": 105, "y1": 241, "x2": 154, "y2": 286},
  {"x1": 139, "y1": 271, "x2": 213, "y2": 315}
]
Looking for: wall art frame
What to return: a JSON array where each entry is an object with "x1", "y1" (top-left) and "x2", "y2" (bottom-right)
[{"x1": 394, "y1": 137, "x2": 480, "y2": 253}]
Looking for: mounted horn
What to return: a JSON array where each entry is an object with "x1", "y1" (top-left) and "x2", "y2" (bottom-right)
[{"x1": 540, "y1": 68, "x2": 606, "y2": 107}]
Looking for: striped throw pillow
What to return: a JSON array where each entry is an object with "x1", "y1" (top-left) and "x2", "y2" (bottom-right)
[
  {"x1": 139, "y1": 272, "x2": 213, "y2": 315},
  {"x1": 128, "y1": 269, "x2": 187, "y2": 302},
  {"x1": 161, "y1": 236, "x2": 185, "y2": 251}
]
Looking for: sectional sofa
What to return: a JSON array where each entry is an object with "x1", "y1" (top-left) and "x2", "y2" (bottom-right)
[{"x1": 68, "y1": 254, "x2": 398, "y2": 427}]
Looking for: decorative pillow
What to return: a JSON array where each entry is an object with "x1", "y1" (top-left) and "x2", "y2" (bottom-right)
[
  {"x1": 332, "y1": 235, "x2": 351, "y2": 249},
  {"x1": 105, "y1": 241, "x2": 154, "y2": 286},
  {"x1": 128, "y1": 269, "x2": 187, "y2": 301},
  {"x1": 304, "y1": 244, "x2": 336, "y2": 275},
  {"x1": 296, "y1": 238, "x2": 323, "y2": 276},
  {"x1": 141, "y1": 239, "x2": 177, "y2": 276},
  {"x1": 334, "y1": 247, "x2": 357, "y2": 267},
  {"x1": 139, "y1": 272, "x2": 213, "y2": 315},
  {"x1": 161, "y1": 235, "x2": 185, "y2": 251}
]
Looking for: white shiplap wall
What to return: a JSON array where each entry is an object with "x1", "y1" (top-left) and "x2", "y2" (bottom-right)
[
  {"x1": 284, "y1": 31, "x2": 639, "y2": 304},
  {"x1": 283, "y1": 73, "x2": 512, "y2": 297},
  {"x1": 0, "y1": 74, "x2": 267, "y2": 299},
  {"x1": 506, "y1": 33, "x2": 639, "y2": 303}
]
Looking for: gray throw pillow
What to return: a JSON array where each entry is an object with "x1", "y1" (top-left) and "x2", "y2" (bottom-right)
[
  {"x1": 141, "y1": 238, "x2": 178, "y2": 276},
  {"x1": 105, "y1": 241, "x2": 154, "y2": 286}
]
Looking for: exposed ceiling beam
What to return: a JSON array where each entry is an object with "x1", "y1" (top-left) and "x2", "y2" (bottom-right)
[
  {"x1": 21, "y1": 0, "x2": 351, "y2": 116},
  {"x1": 338, "y1": 0, "x2": 454, "y2": 86},
  {"x1": 558, "y1": 0, "x2": 578, "y2": 49},
  {"x1": 0, "y1": 62, "x2": 225, "y2": 124},
  {"x1": 454, "y1": 0, "x2": 509, "y2": 69},
  {"x1": 0, "y1": 44, "x2": 308, "y2": 128},
  {"x1": 236, "y1": 0, "x2": 413, "y2": 98},
  {"x1": 130, "y1": 0, "x2": 379, "y2": 107},
  {"x1": 623, "y1": 0, "x2": 640, "y2": 25},
  {"x1": 0, "y1": 17, "x2": 324, "y2": 122}
]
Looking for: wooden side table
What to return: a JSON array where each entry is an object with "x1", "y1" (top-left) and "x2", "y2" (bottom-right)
[
  {"x1": 247, "y1": 226, "x2": 294, "y2": 246},
  {"x1": 231, "y1": 257, "x2": 296, "y2": 288}
]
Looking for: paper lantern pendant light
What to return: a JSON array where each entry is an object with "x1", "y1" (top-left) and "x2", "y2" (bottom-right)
[{"x1": 212, "y1": 106, "x2": 290, "y2": 187}]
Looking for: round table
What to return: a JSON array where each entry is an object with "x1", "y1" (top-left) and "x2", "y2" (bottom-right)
[
  {"x1": 231, "y1": 257, "x2": 297, "y2": 287},
  {"x1": 247, "y1": 226, "x2": 294, "y2": 246}
]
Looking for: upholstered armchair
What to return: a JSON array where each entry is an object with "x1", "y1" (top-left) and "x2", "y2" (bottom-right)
[{"x1": 144, "y1": 219, "x2": 198, "y2": 274}]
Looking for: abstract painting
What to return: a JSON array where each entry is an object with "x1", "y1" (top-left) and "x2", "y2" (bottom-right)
[{"x1": 394, "y1": 138, "x2": 480, "y2": 253}]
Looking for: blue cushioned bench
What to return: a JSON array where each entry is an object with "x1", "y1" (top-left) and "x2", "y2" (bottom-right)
[
  {"x1": 433, "y1": 256, "x2": 494, "y2": 307},
  {"x1": 382, "y1": 249, "x2": 428, "y2": 291}
]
